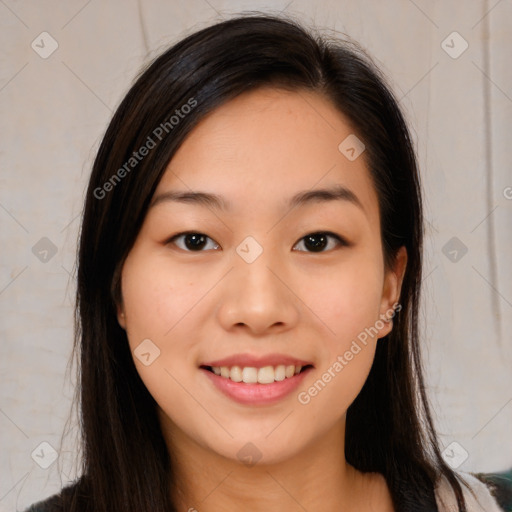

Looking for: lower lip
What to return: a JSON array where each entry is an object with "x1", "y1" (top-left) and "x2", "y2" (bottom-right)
[{"x1": 201, "y1": 367, "x2": 312, "y2": 405}]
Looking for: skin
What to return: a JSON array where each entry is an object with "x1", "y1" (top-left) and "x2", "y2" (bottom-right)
[{"x1": 117, "y1": 87, "x2": 407, "y2": 511}]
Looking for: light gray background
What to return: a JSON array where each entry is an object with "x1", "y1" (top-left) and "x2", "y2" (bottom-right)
[{"x1": 1, "y1": 1, "x2": 511, "y2": 510}]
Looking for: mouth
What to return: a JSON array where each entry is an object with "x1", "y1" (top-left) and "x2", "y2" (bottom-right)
[
  {"x1": 200, "y1": 363, "x2": 314, "y2": 384},
  {"x1": 199, "y1": 353, "x2": 315, "y2": 405},
  {"x1": 199, "y1": 354, "x2": 314, "y2": 405}
]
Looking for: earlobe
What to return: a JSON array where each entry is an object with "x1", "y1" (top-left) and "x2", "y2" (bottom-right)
[
  {"x1": 378, "y1": 246, "x2": 407, "y2": 338},
  {"x1": 116, "y1": 304, "x2": 127, "y2": 330},
  {"x1": 390, "y1": 245, "x2": 407, "y2": 304}
]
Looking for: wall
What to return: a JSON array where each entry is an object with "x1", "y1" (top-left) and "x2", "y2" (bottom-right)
[{"x1": 1, "y1": 1, "x2": 511, "y2": 510}]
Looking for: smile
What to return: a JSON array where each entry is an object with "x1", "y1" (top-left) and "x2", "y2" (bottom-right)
[
  {"x1": 204, "y1": 364, "x2": 311, "y2": 384},
  {"x1": 200, "y1": 354, "x2": 314, "y2": 405}
]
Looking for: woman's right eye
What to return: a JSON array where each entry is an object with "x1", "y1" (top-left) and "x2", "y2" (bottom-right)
[{"x1": 167, "y1": 232, "x2": 220, "y2": 252}]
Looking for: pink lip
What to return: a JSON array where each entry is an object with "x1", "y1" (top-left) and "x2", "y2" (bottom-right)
[
  {"x1": 201, "y1": 366, "x2": 313, "y2": 405},
  {"x1": 202, "y1": 353, "x2": 313, "y2": 369}
]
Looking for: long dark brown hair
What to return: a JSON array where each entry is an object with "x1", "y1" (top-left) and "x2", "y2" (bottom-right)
[{"x1": 60, "y1": 13, "x2": 471, "y2": 512}]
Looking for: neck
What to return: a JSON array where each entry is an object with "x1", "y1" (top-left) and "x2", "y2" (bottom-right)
[{"x1": 160, "y1": 412, "x2": 392, "y2": 511}]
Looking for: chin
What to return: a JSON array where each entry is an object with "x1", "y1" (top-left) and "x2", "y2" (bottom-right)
[{"x1": 213, "y1": 432, "x2": 309, "y2": 468}]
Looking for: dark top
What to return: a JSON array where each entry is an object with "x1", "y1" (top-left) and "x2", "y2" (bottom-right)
[{"x1": 23, "y1": 469, "x2": 512, "y2": 511}]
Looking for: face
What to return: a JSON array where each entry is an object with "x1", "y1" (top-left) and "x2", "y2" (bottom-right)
[{"x1": 117, "y1": 87, "x2": 406, "y2": 466}]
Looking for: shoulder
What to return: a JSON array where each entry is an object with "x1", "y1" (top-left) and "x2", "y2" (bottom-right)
[
  {"x1": 472, "y1": 469, "x2": 512, "y2": 512},
  {"x1": 23, "y1": 492, "x2": 65, "y2": 512},
  {"x1": 435, "y1": 469, "x2": 512, "y2": 512},
  {"x1": 22, "y1": 477, "x2": 88, "y2": 512}
]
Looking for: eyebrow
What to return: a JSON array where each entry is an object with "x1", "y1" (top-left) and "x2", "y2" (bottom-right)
[{"x1": 150, "y1": 184, "x2": 365, "y2": 213}]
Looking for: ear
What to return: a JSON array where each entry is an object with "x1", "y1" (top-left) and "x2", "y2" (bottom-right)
[
  {"x1": 116, "y1": 301, "x2": 127, "y2": 330},
  {"x1": 377, "y1": 246, "x2": 407, "y2": 338}
]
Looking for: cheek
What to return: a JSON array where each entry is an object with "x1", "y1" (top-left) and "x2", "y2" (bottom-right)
[
  {"x1": 299, "y1": 343, "x2": 376, "y2": 423},
  {"x1": 296, "y1": 255, "x2": 383, "y2": 405},
  {"x1": 119, "y1": 252, "x2": 205, "y2": 423},
  {"x1": 303, "y1": 256, "x2": 384, "y2": 345},
  {"x1": 120, "y1": 249, "x2": 204, "y2": 345},
  {"x1": 119, "y1": 248, "x2": 222, "y2": 395},
  {"x1": 298, "y1": 273, "x2": 382, "y2": 415}
]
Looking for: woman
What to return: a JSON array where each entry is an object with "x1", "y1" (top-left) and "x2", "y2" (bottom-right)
[{"x1": 24, "y1": 14, "x2": 512, "y2": 512}]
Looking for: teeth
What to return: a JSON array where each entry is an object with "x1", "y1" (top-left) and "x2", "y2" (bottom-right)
[
  {"x1": 242, "y1": 367, "x2": 258, "y2": 384},
  {"x1": 210, "y1": 364, "x2": 304, "y2": 384},
  {"x1": 274, "y1": 365, "x2": 285, "y2": 381},
  {"x1": 257, "y1": 366, "x2": 274, "y2": 384},
  {"x1": 230, "y1": 365, "x2": 242, "y2": 382}
]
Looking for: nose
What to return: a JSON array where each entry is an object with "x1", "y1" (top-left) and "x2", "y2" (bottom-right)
[{"x1": 215, "y1": 249, "x2": 300, "y2": 336}]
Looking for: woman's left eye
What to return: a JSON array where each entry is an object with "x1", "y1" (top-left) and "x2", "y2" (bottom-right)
[
  {"x1": 293, "y1": 232, "x2": 347, "y2": 253},
  {"x1": 167, "y1": 231, "x2": 347, "y2": 253}
]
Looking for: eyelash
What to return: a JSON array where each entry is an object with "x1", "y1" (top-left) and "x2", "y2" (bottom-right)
[{"x1": 166, "y1": 231, "x2": 349, "y2": 253}]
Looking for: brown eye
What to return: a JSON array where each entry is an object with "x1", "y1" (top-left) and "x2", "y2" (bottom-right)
[
  {"x1": 293, "y1": 232, "x2": 346, "y2": 253},
  {"x1": 168, "y1": 232, "x2": 220, "y2": 251}
]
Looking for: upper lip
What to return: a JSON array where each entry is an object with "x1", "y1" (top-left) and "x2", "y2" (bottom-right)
[{"x1": 201, "y1": 353, "x2": 314, "y2": 369}]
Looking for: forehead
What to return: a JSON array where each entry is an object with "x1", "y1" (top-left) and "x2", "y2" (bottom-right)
[{"x1": 155, "y1": 87, "x2": 379, "y2": 221}]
